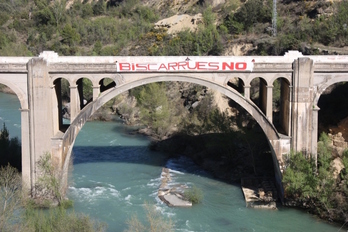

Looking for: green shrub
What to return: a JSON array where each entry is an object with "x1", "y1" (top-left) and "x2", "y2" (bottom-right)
[
  {"x1": 61, "y1": 23, "x2": 81, "y2": 46},
  {"x1": 0, "y1": 13, "x2": 9, "y2": 26},
  {"x1": 24, "y1": 206, "x2": 106, "y2": 232},
  {"x1": 282, "y1": 132, "x2": 341, "y2": 218},
  {"x1": 184, "y1": 185, "x2": 203, "y2": 204},
  {"x1": 282, "y1": 151, "x2": 317, "y2": 199},
  {"x1": 92, "y1": 0, "x2": 106, "y2": 16},
  {"x1": 227, "y1": 0, "x2": 271, "y2": 33}
]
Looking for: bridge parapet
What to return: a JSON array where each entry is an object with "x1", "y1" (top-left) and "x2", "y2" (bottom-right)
[
  {"x1": 0, "y1": 62, "x2": 29, "y2": 73},
  {"x1": 313, "y1": 63, "x2": 348, "y2": 72}
]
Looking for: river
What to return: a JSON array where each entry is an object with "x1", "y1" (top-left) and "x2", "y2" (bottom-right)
[{"x1": 0, "y1": 92, "x2": 344, "y2": 232}]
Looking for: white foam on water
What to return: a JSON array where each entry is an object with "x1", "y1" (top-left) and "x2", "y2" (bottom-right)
[
  {"x1": 68, "y1": 185, "x2": 121, "y2": 203},
  {"x1": 146, "y1": 182, "x2": 159, "y2": 187},
  {"x1": 109, "y1": 188, "x2": 120, "y2": 197},
  {"x1": 95, "y1": 186, "x2": 106, "y2": 195},
  {"x1": 13, "y1": 123, "x2": 20, "y2": 128},
  {"x1": 173, "y1": 221, "x2": 195, "y2": 232},
  {"x1": 149, "y1": 192, "x2": 157, "y2": 198},
  {"x1": 150, "y1": 177, "x2": 161, "y2": 182},
  {"x1": 124, "y1": 194, "x2": 133, "y2": 205},
  {"x1": 109, "y1": 139, "x2": 118, "y2": 145},
  {"x1": 169, "y1": 169, "x2": 184, "y2": 175}
]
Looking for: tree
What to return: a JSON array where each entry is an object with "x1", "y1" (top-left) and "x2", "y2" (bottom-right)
[
  {"x1": 35, "y1": 153, "x2": 69, "y2": 207},
  {"x1": 33, "y1": 0, "x2": 54, "y2": 26},
  {"x1": 93, "y1": 0, "x2": 105, "y2": 15},
  {"x1": 135, "y1": 83, "x2": 172, "y2": 137},
  {"x1": 51, "y1": 0, "x2": 66, "y2": 27},
  {"x1": 61, "y1": 23, "x2": 81, "y2": 46},
  {"x1": 0, "y1": 123, "x2": 21, "y2": 171},
  {"x1": 0, "y1": 165, "x2": 23, "y2": 232},
  {"x1": 282, "y1": 151, "x2": 317, "y2": 200}
]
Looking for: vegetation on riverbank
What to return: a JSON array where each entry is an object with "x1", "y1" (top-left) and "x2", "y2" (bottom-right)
[
  {"x1": 0, "y1": 124, "x2": 106, "y2": 231},
  {"x1": 282, "y1": 133, "x2": 348, "y2": 224},
  {"x1": 0, "y1": 164, "x2": 107, "y2": 232}
]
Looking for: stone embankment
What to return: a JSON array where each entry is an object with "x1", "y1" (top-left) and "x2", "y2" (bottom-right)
[{"x1": 158, "y1": 168, "x2": 192, "y2": 207}]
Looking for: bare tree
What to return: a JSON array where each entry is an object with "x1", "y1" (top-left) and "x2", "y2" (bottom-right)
[
  {"x1": 51, "y1": 0, "x2": 66, "y2": 27},
  {"x1": 0, "y1": 165, "x2": 23, "y2": 232}
]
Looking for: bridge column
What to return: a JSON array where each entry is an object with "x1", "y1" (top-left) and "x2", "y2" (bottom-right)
[
  {"x1": 291, "y1": 57, "x2": 314, "y2": 156},
  {"x1": 93, "y1": 85, "x2": 100, "y2": 101},
  {"x1": 280, "y1": 82, "x2": 292, "y2": 136},
  {"x1": 259, "y1": 79, "x2": 268, "y2": 116},
  {"x1": 266, "y1": 85, "x2": 273, "y2": 122},
  {"x1": 311, "y1": 105, "x2": 320, "y2": 166},
  {"x1": 51, "y1": 83, "x2": 60, "y2": 134},
  {"x1": 244, "y1": 85, "x2": 251, "y2": 99},
  {"x1": 20, "y1": 109, "x2": 32, "y2": 190},
  {"x1": 69, "y1": 84, "x2": 80, "y2": 122},
  {"x1": 27, "y1": 57, "x2": 55, "y2": 193}
]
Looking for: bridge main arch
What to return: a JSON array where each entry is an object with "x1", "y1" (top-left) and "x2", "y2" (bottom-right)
[{"x1": 58, "y1": 74, "x2": 290, "y2": 197}]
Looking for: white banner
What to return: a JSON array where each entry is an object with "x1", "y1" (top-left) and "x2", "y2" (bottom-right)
[{"x1": 116, "y1": 58, "x2": 254, "y2": 72}]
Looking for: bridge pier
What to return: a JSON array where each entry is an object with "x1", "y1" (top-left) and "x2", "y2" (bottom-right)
[
  {"x1": 269, "y1": 137, "x2": 291, "y2": 203},
  {"x1": 291, "y1": 57, "x2": 317, "y2": 160},
  {"x1": 27, "y1": 57, "x2": 65, "y2": 196}
]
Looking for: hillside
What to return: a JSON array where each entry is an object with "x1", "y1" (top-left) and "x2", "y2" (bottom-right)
[{"x1": 0, "y1": 0, "x2": 347, "y2": 56}]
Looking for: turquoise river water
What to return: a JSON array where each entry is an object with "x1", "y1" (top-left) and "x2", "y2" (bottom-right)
[{"x1": 0, "y1": 92, "x2": 345, "y2": 232}]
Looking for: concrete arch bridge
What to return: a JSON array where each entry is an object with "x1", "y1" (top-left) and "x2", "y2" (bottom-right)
[{"x1": 1, "y1": 51, "x2": 348, "y2": 199}]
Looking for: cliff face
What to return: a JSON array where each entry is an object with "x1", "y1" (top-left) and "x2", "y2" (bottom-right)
[{"x1": 143, "y1": 0, "x2": 226, "y2": 14}]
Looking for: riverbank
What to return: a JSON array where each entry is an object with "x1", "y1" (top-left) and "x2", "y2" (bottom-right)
[
  {"x1": 149, "y1": 131, "x2": 348, "y2": 228},
  {"x1": 149, "y1": 130, "x2": 273, "y2": 183}
]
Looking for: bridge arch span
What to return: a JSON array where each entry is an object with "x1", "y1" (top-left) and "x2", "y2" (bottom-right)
[
  {"x1": 59, "y1": 74, "x2": 283, "y2": 187},
  {"x1": 313, "y1": 74, "x2": 348, "y2": 106},
  {"x1": 226, "y1": 76, "x2": 245, "y2": 95},
  {"x1": 0, "y1": 74, "x2": 28, "y2": 109},
  {"x1": 270, "y1": 74, "x2": 292, "y2": 86}
]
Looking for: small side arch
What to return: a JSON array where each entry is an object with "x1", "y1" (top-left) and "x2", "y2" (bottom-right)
[
  {"x1": 313, "y1": 74, "x2": 348, "y2": 106},
  {"x1": 0, "y1": 74, "x2": 28, "y2": 110}
]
